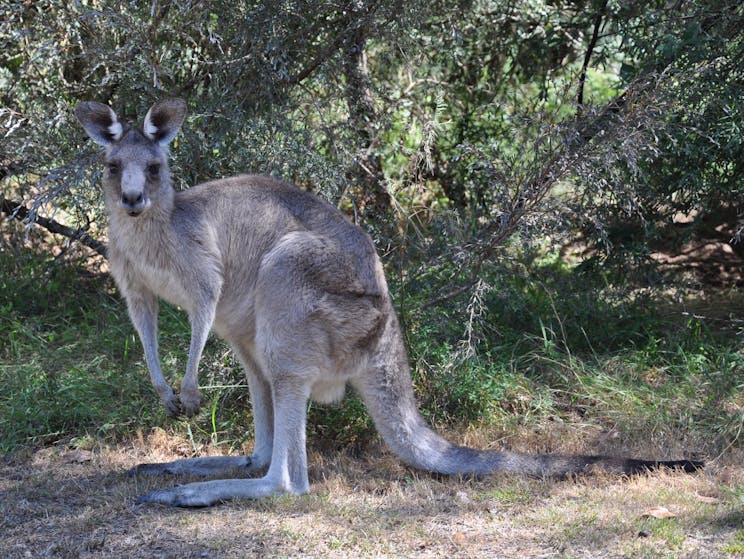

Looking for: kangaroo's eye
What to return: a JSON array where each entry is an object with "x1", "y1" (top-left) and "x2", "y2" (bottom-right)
[
  {"x1": 107, "y1": 162, "x2": 120, "y2": 175},
  {"x1": 147, "y1": 163, "x2": 161, "y2": 178}
]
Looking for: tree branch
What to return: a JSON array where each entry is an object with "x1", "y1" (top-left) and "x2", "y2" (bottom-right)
[
  {"x1": 577, "y1": 0, "x2": 608, "y2": 111},
  {"x1": 1, "y1": 197, "x2": 108, "y2": 257},
  {"x1": 422, "y1": 82, "x2": 636, "y2": 308}
]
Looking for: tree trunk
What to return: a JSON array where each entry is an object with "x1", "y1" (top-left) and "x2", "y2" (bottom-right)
[{"x1": 342, "y1": 22, "x2": 390, "y2": 220}]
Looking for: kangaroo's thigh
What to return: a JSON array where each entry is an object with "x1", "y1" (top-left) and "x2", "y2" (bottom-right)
[{"x1": 255, "y1": 232, "x2": 384, "y2": 372}]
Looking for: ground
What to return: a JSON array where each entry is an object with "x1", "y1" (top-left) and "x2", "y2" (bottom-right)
[{"x1": 1, "y1": 430, "x2": 742, "y2": 559}]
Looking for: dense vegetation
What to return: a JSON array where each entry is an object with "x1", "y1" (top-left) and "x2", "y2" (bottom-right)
[{"x1": 1, "y1": 1, "x2": 743, "y2": 455}]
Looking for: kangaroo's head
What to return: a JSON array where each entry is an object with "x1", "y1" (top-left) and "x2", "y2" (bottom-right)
[{"x1": 75, "y1": 99, "x2": 187, "y2": 217}]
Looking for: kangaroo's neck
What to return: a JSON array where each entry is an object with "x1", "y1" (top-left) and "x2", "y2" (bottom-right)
[{"x1": 108, "y1": 198, "x2": 177, "y2": 266}]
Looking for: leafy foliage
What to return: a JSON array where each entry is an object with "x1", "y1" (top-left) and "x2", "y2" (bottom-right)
[
  {"x1": 3, "y1": 1, "x2": 743, "y2": 258},
  {"x1": 574, "y1": 0, "x2": 744, "y2": 268}
]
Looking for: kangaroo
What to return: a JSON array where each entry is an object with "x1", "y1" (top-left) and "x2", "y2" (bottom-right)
[{"x1": 74, "y1": 99, "x2": 702, "y2": 507}]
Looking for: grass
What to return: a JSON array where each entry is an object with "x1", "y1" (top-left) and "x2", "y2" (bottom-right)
[
  {"x1": 0, "y1": 240, "x2": 742, "y2": 557},
  {"x1": 0, "y1": 247, "x2": 161, "y2": 450},
  {"x1": 0, "y1": 244, "x2": 256, "y2": 453},
  {"x1": 723, "y1": 531, "x2": 744, "y2": 554},
  {"x1": 1, "y1": 241, "x2": 742, "y2": 458},
  {"x1": 400, "y1": 256, "x2": 743, "y2": 463}
]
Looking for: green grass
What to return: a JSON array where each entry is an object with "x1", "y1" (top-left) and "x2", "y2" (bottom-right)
[
  {"x1": 0, "y1": 249, "x2": 159, "y2": 450},
  {"x1": 1, "y1": 244, "x2": 742, "y2": 459},
  {"x1": 401, "y1": 251, "x2": 743, "y2": 454},
  {"x1": 0, "y1": 247, "x2": 244, "y2": 451},
  {"x1": 723, "y1": 530, "x2": 744, "y2": 554}
]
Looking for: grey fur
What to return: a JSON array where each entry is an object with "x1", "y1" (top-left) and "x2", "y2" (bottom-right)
[{"x1": 75, "y1": 99, "x2": 702, "y2": 507}]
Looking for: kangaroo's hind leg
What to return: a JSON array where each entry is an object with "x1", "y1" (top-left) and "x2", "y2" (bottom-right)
[
  {"x1": 235, "y1": 344, "x2": 274, "y2": 471},
  {"x1": 136, "y1": 326, "x2": 315, "y2": 505},
  {"x1": 135, "y1": 238, "x2": 328, "y2": 506},
  {"x1": 135, "y1": 376, "x2": 312, "y2": 506}
]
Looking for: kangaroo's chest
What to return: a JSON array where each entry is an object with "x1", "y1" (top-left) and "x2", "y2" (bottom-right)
[{"x1": 112, "y1": 245, "x2": 193, "y2": 311}]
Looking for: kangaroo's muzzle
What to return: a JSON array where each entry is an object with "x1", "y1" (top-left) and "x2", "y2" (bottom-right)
[{"x1": 120, "y1": 191, "x2": 150, "y2": 215}]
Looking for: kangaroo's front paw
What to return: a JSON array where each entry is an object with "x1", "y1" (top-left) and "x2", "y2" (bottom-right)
[
  {"x1": 160, "y1": 387, "x2": 182, "y2": 418},
  {"x1": 179, "y1": 387, "x2": 202, "y2": 417}
]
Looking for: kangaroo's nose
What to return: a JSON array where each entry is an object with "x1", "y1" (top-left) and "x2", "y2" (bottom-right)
[
  {"x1": 121, "y1": 191, "x2": 147, "y2": 214},
  {"x1": 122, "y1": 192, "x2": 143, "y2": 205}
]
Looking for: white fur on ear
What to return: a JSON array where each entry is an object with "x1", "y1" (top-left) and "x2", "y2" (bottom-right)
[
  {"x1": 143, "y1": 118, "x2": 158, "y2": 139},
  {"x1": 108, "y1": 118, "x2": 123, "y2": 141},
  {"x1": 143, "y1": 99, "x2": 187, "y2": 146}
]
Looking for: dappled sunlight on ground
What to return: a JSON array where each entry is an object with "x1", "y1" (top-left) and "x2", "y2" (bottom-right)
[{"x1": 1, "y1": 430, "x2": 741, "y2": 558}]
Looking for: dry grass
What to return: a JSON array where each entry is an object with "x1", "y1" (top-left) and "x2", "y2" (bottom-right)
[{"x1": 1, "y1": 428, "x2": 742, "y2": 559}]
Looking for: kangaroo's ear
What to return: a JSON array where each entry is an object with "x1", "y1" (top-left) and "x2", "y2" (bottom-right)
[
  {"x1": 74, "y1": 102, "x2": 123, "y2": 146},
  {"x1": 143, "y1": 98, "x2": 187, "y2": 146}
]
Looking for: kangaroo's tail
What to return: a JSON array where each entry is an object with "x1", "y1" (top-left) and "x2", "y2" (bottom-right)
[{"x1": 353, "y1": 312, "x2": 703, "y2": 478}]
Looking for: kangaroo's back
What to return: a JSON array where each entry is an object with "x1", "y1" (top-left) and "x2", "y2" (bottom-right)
[{"x1": 180, "y1": 174, "x2": 385, "y2": 297}]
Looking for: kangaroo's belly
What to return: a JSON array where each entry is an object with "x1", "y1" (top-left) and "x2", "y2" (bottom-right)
[{"x1": 310, "y1": 378, "x2": 348, "y2": 405}]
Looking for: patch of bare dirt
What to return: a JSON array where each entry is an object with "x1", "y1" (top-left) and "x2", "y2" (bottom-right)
[
  {"x1": 1, "y1": 431, "x2": 741, "y2": 559},
  {"x1": 651, "y1": 210, "x2": 744, "y2": 287}
]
